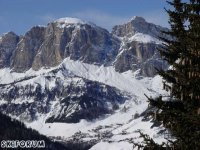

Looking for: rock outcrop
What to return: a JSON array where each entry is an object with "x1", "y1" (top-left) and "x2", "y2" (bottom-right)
[
  {"x1": 8, "y1": 18, "x2": 120, "y2": 72},
  {"x1": 0, "y1": 32, "x2": 19, "y2": 68},
  {"x1": 11, "y1": 26, "x2": 45, "y2": 72},
  {"x1": 0, "y1": 16, "x2": 168, "y2": 76},
  {"x1": 112, "y1": 16, "x2": 168, "y2": 76},
  {"x1": 112, "y1": 16, "x2": 165, "y2": 39}
]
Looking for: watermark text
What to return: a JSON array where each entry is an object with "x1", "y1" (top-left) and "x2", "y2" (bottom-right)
[{"x1": 1, "y1": 140, "x2": 45, "y2": 148}]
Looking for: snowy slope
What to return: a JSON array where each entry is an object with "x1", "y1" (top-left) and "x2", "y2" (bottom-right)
[
  {"x1": 0, "y1": 56, "x2": 169, "y2": 150},
  {"x1": 61, "y1": 58, "x2": 150, "y2": 98},
  {"x1": 5, "y1": 58, "x2": 167, "y2": 149},
  {"x1": 128, "y1": 33, "x2": 162, "y2": 44},
  {"x1": 0, "y1": 58, "x2": 170, "y2": 150}
]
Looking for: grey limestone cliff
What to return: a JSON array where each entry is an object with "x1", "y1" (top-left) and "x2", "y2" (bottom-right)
[
  {"x1": 1, "y1": 17, "x2": 168, "y2": 76},
  {"x1": 10, "y1": 18, "x2": 120, "y2": 72},
  {"x1": 112, "y1": 16, "x2": 168, "y2": 76},
  {"x1": 11, "y1": 26, "x2": 45, "y2": 72},
  {"x1": 0, "y1": 32, "x2": 19, "y2": 68}
]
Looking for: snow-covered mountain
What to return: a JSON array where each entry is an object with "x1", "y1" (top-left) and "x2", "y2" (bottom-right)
[
  {"x1": 0, "y1": 16, "x2": 170, "y2": 149},
  {"x1": 0, "y1": 17, "x2": 168, "y2": 76},
  {"x1": 0, "y1": 61, "x2": 129, "y2": 123},
  {"x1": 10, "y1": 17, "x2": 119, "y2": 72},
  {"x1": 112, "y1": 16, "x2": 169, "y2": 76}
]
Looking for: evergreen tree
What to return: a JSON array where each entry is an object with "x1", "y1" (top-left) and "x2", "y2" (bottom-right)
[
  {"x1": 159, "y1": 0, "x2": 190, "y2": 107},
  {"x1": 140, "y1": 0, "x2": 200, "y2": 149},
  {"x1": 186, "y1": 0, "x2": 200, "y2": 111}
]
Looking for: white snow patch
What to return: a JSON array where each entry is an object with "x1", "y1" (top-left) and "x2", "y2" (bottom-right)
[
  {"x1": 0, "y1": 66, "x2": 57, "y2": 84},
  {"x1": 13, "y1": 98, "x2": 34, "y2": 104},
  {"x1": 61, "y1": 58, "x2": 150, "y2": 99},
  {"x1": 55, "y1": 17, "x2": 86, "y2": 24},
  {"x1": 90, "y1": 142, "x2": 133, "y2": 150},
  {"x1": 151, "y1": 75, "x2": 169, "y2": 97},
  {"x1": 128, "y1": 33, "x2": 162, "y2": 44},
  {"x1": 54, "y1": 17, "x2": 94, "y2": 28},
  {"x1": 0, "y1": 100, "x2": 7, "y2": 105}
]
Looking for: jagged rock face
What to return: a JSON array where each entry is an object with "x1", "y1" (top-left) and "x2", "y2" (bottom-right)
[
  {"x1": 46, "y1": 78, "x2": 126, "y2": 123},
  {"x1": 141, "y1": 58, "x2": 168, "y2": 77},
  {"x1": 112, "y1": 16, "x2": 169, "y2": 76},
  {"x1": 114, "y1": 41, "x2": 158, "y2": 73},
  {"x1": 62, "y1": 24, "x2": 120, "y2": 65},
  {"x1": 0, "y1": 32, "x2": 19, "y2": 68},
  {"x1": 0, "y1": 67, "x2": 127, "y2": 123},
  {"x1": 10, "y1": 20, "x2": 120, "y2": 72},
  {"x1": 114, "y1": 41, "x2": 168, "y2": 76},
  {"x1": 1, "y1": 16, "x2": 168, "y2": 76},
  {"x1": 112, "y1": 16, "x2": 165, "y2": 38},
  {"x1": 11, "y1": 26, "x2": 45, "y2": 72},
  {"x1": 32, "y1": 23, "x2": 66, "y2": 70}
]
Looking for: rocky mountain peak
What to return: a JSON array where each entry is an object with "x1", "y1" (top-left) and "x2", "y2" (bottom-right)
[
  {"x1": 53, "y1": 17, "x2": 95, "y2": 28},
  {"x1": 1, "y1": 31, "x2": 17, "y2": 37},
  {"x1": 54, "y1": 17, "x2": 88, "y2": 24},
  {"x1": 112, "y1": 16, "x2": 166, "y2": 39},
  {"x1": 0, "y1": 32, "x2": 18, "y2": 44},
  {"x1": 11, "y1": 26, "x2": 45, "y2": 72},
  {"x1": 112, "y1": 16, "x2": 168, "y2": 76},
  {"x1": 130, "y1": 16, "x2": 146, "y2": 23},
  {"x1": 8, "y1": 17, "x2": 119, "y2": 72},
  {"x1": 0, "y1": 31, "x2": 19, "y2": 68},
  {"x1": 0, "y1": 16, "x2": 168, "y2": 76}
]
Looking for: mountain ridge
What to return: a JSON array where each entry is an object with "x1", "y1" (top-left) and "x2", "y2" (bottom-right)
[{"x1": 0, "y1": 16, "x2": 168, "y2": 77}]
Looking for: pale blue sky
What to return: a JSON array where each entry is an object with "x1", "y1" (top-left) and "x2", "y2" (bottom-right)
[{"x1": 0, "y1": 0, "x2": 169, "y2": 35}]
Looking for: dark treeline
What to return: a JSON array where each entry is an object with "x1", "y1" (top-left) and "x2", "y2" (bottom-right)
[
  {"x1": 0, "y1": 112, "x2": 96, "y2": 150},
  {"x1": 0, "y1": 112, "x2": 69, "y2": 150}
]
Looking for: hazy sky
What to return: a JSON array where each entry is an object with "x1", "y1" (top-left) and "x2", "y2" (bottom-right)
[{"x1": 0, "y1": 0, "x2": 169, "y2": 35}]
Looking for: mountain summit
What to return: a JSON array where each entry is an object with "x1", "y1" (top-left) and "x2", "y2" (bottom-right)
[
  {"x1": 112, "y1": 16, "x2": 166, "y2": 39},
  {"x1": 8, "y1": 17, "x2": 119, "y2": 72},
  {"x1": 0, "y1": 16, "x2": 167, "y2": 76},
  {"x1": 112, "y1": 16, "x2": 168, "y2": 75},
  {"x1": 54, "y1": 17, "x2": 95, "y2": 27}
]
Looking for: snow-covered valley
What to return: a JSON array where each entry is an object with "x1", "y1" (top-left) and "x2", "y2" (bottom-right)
[{"x1": 0, "y1": 58, "x2": 168, "y2": 149}]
